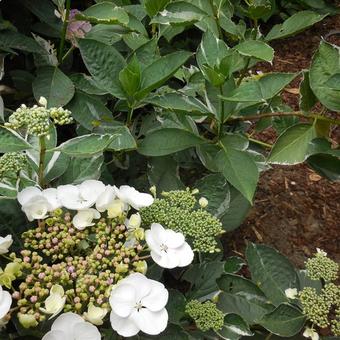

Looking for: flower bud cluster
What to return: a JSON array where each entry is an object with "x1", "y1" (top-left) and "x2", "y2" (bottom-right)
[
  {"x1": 0, "y1": 152, "x2": 26, "y2": 179},
  {"x1": 185, "y1": 300, "x2": 224, "y2": 332},
  {"x1": 305, "y1": 250, "x2": 339, "y2": 282},
  {"x1": 5, "y1": 104, "x2": 72, "y2": 137},
  {"x1": 140, "y1": 189, "x2": 223, "y2": 252},
  {"x1": 14, "y1": 210, "x2": 146, "y2": 326}
]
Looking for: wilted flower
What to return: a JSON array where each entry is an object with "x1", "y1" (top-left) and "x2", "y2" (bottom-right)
[
  {"x1": 0, "y1": 285, "x2": 11, "y2": 319},
  {"x1": 42, "y1": 312, "x2": 101, "y2": 340},
  {"x1": 303, "y1": 327, "x2": 319, "y2": 340},
  {"x1": 285, "y1": 288, "x2": 298, "y2": 299},
  {"x1": 66, "y1": 9, "x2": 92, "y2": 44},
  {"x1": 72, "y1": 208, "x2": 100, "y2": 230},
  {"x1": 145, "y1": 223, "x2": 194, "y2": 269},
  {"x1": 0, "y1": 235, "x2": 13, "y2": 254},
  {"x1": 57, "y1": 180, "x2": 105, "y2": 210},
  {"x1": 116, "y1": 185, "x2": 154, "y2": 210},
  {"x1": 40, "y1": 284, "x2": 66, "y2": 319},
  {"x1": 83, "y1": 302, "x2": 107, "y2": 326},
  {"x1": 109, "y1": 273, "x2": 168, "y2": 337}
]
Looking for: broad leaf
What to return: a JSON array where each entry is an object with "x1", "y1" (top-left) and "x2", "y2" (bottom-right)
[
  {"x1": 299, "y1": 71, "x2": 317, "y2": 113},
  {"x1": 166, "y1": 289, "x2": 186, "y2": 325},
  {"x1": 0, "y1": 30, "x2": 45, "y2": 53},
  {"x1": 309, "y1": 41, "x2": 340, "y2": 111},
  {"x1": 78, "y1": 39, "x2": 126, "y2": 99},
  {"x1": 104, "y1": 126, "x2": 137, "y2": 151},
  {"x1": 143, "y1": 0, "x2": 171, "y2": 17},
  {"x1": 235, "y1": 40, "x2": 274, "y2": 63},
  {"x1": 307, "y1": 153, "x2": 340, "y2": 181},
  {"x1": 83, "y1": 2, "x2": 129, "y2": 25},
  {"x1": 216, "y1": 314, "x2": 253, "y2": 340},
  {"x1": 266, "y1": 11, "x2": 327, "y2": 41},
  {"x1": 0, "y1": 127, "x2": 32, "y2": 152},
  {"x1": 268, "y1": 123, "x2": 317, "y2": 165},
  {"x1": 245, "y1": 243, "x2": 299, "y2": 306},
  {"x1": 33, "y1": 66, "x2": 75, "y2": 108},
  {"x1": 119, "y1": 55, "x2": 141, "y2": 98},
  {"x1": 259, "y1": 304, "x2": 305, "y2": 337},
  {"x1": 224, "y1": 257, "x2": 245, "y2": 274},
  {"x1": 69, "y1": 73, "x2": 108, "y2": 95},
  {"x1": 138, "y1": 128, "x2": 205, "y2": 156}
]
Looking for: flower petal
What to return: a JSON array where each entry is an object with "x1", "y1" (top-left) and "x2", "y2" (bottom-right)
[
  {"x1": 42, "y1": 188, "x2": 62, "y2": 211},
  {"x1": 110, "y1": 310, "x2": 140, "y2": 337},
  {"x1": 117, "y1": 185, "x2": 154, "y2": 210},
  {"x1": 109, "y1": 283, "x2": 136, "y2": 318},
  {"x1": 17, "y1": 187, "x2": 41, "y2": 205},
  {"x1": 42, "y1": 330, "x2": 69, "y2": 340},
  {"x1": 0, "y1": 235, "x2": 13, "y2": 254},
  {"x1": 130, "y1": 308, "x2": 168, "y2": 335},
  {"x1": 150, "y1": 250, "x2": 180, "y2": 269},
  {"x1": 51, "y1": 312, "x2": 83, "y2": 336},
  {"x1": 79, "y1": 180, "x2": 105, "y2": 202},
  {"x1": 73, "y1": 321, "x2": 101, "y2": 340},
  {"x1": 0, "y1": 288, "x2": 11, "y2": 319},
  {"x1": 177, "y1": 242, "x2": 194, "y2": 267},
  {"x1": 142, "y1": 281, "x2": 168, "y2": 312},
  {"x1": 164, "y1": 229, "x2": 185, "y2": 248},
  {"x1": 95, "y1": 185, "x2": 116, "y2": 212},
  {"x1": 123, "y1": 273, "x2": 152, "y2": 302}
]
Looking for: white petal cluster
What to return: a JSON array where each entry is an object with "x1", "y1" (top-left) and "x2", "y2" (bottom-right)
[
  {"x1": 285, "y1": 288, "x2": 298, "y2": 299},
  {"x1": 42, "y1": 312, "x2": 101, "y2": 340},
  {"x1": 0, "y1": 285, "x2": 11, "y2": 319},
  {"x1": 109, "y1": 273, "x2": 168, "y2": 337},
  {"x1": 0, "y1": 235, "x2": 13, "y2": 254},
  {"x1": 146, "y1": 223, "x2": 194, "y2": 269},
  {"x1": 40, "y1": 285, "x2": 66, "y2": 319},
  {"x1": 303, "y1": 327, "x2": 319, "y2": 340},
  {"x1": 17, "y1": 181, "x2": 154, "y2": 230}
]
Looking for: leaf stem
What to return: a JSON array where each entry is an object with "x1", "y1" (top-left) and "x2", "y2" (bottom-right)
[
  {"x1": 38, "y1": 136, "x2": 47, "y2": 188},
  {"x1": 237, "y1": 58, "x2": 251, "y2": 86},
  {"x1": 248, "y1": 136, "x2": 272, "y2": 149},
  {"x1": 126, "y1": 106, "x2": 134, "y2": 126},
  {"x1": 228, "y1": 111, "x2": 340, "y2": 126},
  {"x1": 218, "y1": 85, "x2": 225, "y2": 138},
  {"x1": 61, "y1": 46, "x2": 75, "y2": 63},
  {"x1": 58, "y1": 0, "x2": 71, "y2": 63}
]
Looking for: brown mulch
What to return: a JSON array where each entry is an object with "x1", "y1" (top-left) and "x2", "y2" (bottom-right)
[{"x1": 223, "y1": 15, "x2": 340, "y2": 268}]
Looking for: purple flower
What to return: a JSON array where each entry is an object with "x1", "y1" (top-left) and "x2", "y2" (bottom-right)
[{"x1": 66, "y1": 9, "x2": 92, "y2": 44}]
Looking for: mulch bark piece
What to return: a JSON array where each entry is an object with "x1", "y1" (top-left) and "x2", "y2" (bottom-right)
[{"x1": 223, "y1": 15, "x2": 340, "y2": 268}]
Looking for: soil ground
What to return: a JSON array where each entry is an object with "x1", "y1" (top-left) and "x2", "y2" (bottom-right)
[{"x1": 223, "y1": 15, "x2": 340, "y2": 268}]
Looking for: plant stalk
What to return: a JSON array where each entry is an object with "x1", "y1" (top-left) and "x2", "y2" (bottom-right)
[
  {"x1": 58, "y1": 0, "x2": 71, "y2": 63},
  {"x1": 38, "y1": 136, "x2": 46, "y2": 188}
]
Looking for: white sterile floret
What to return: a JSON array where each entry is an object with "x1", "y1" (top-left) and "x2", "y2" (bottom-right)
[
  {"x1": 316, "y1": 248, "x2": 327, "y2": 257},
  {"x1": 303, "y1": 327, "x2": 319, "y2": 340},
  {"x1": 0, "y1": 235, "x2": 13, "y2": 254},
  {"x1": 83, "y1": 302, "x2": 107, "y2": 326},
  {"x1": 40, "y1": 285, "x2": 66, "y2": 319},
  {"x1": 115, "y1": 185, "x2": 154, "y2": 210},
  {"x1": 109, "y1": 273, "x2": 169, "y2": 337},
  {"x1": 145, "y1": 223, "x2": 194, "y2": 269},
  {"x1": 72, "y1": 208, "x2": 101, "y2": 230},
  {"x1": 0, "y1": 285, "x2": 12, "y2": 319},
  {"x1": 285, "y1": 288, "x2": 298, "y2": 299},
  {"x1": 95, "y1": 185, "x2": 116, "y2": 212},
  {"x1": 42, "y1": 312, "x2": 101, "y2": 340}
]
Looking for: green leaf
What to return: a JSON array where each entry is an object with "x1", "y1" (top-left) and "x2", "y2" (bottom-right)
[
  {"x1": 266, "y1": 11, "x2": 327, "y2": 41},
  {"x1": 235, "y1": 40, "x2": 274, "y2": 63},
  {"x1": 216, "y1": 314, "x2": 253, "y2": 340},
  {"x1": 309, "y1": 41, "x2": 340, "y2": 111},
  {"x1": 104, "y1": 126, "x2": 137, "y2": 151},
  {"x1": 245, "y1": 243, "x2": 299, "y2": 306},
  {"x1": 69, "y1": 73, "x2": 108, "y2": 95},
  {"x1": 145, "y1": 93, "x2": 212, "y2": 116},
  {"x1": 143, "y1": 0, "x2": 171, "y2": 17},
  {"x1": 215, "y1": 147, "x2": 259, "y2": 203},
  {"x1": 148, "y1": 156, "x2": 184, "y2": 194},
  {"x1": 85, "y1": 25, "x2": 121, "y2": 45},
  {"x1": 299, "y1": 71, "x2": 317, "y2": 113},
  {"x1": 259, "y1": 304, "x2": 305, "y2": 337},
  {"x1": 56, "y1": 134, "x2": 116, "y2": 157},
  {"x1": 67, "y1": 91, "x2": 117, "y2": 130},
  {"x1": 195, "y1": 173, "x2": 230, "y2": 218},
  {"x1": 78, "y1": 39, "x2": 126, "y2": 99},
  {"x1": 221, "y1": 73, "x2": 296, "y2": 103},
  {"x1": 83, "y1": 3, "x2": 129, "y2": 25},
  {"x1": 224, "y1": 257, "x2": 245, "y2": 274},
  {"x1": 119, "y1": 55, "x2": 141, "y2": 98},
  {"x1": 307, "y1": 153, "x2": 340, "y2": 181},
  {"x1": 58, "y1": 154, "x2": 104, "y2": 184},
  {"x1": 33, "y1": 66, "x2": 75, "y2": 108},
  {"x1": 136, "y1": 51, "x2": 192, "y2": 99},
  {"x1": 0, "y1": 127, "x2": 32, "y2": 152},
  {"x1": 166, "y1": 289, "x2": 186, "y2": 325},
  {"x1": 268, "y1": 123, "x2": 317, "y2": 165},
  {"x1": 44, "y1": 152, "x2": 70, "y2": 183},
  {"x1": 138, "y1": 128, "x2": 205, "y2": 156}
]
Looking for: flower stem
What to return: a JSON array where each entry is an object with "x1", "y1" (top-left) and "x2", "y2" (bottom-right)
[
  {"x1": 38, "y1": 136, "x2": 46, "y2": 188},
  {"x1": 58, "y1": 0, "x2": 71, "y2": 63},
  {"x1": 218, "y1": 85, "x2": 225, "y2": 138}
]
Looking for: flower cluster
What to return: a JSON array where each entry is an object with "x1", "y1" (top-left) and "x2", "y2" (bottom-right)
[
  {"x1": 66, "y1": 9, "x2": 92, "y2": 44},
  {"x1": 5, "y1": 103, "x2": 72, "y2": 137},
  {"x1": 185, "y1": 300, "x2": 224, "y2": 332},
  {"x1": 0, "y1": 152, "x2": 26, "y2": 179},
  {"x1": 140, "y1": 189, "x2": 223, "y2": 252},
  {"x1": 305, "y1": 248, "x2": 339, "y2": 282}
]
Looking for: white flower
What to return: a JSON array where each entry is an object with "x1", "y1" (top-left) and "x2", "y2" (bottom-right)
[
  {"x1": 116, "y1": 185, "x2": 154, "y2": 210},
  {"x1": 17, "y1": 186, "x2": 61, "y2": 221},
  {"x1": 316, "y1": 248, "x2": 327, "y2": 257},
  {"x1": 303, "y1": 327, "x2": 319, "y2": 340},
  {"x1": 0, "y1": 235, "x2": 13, "y2": 254},
  {"x1": 83, "y1": 303, "x2": 107, "y2": 326},
  {"x1": 57, "y1": 180, "x2": 105, "y2": 210},
  {"x1": 285, "y1": 288, "x2": 298, "y2": 299},
  {"x1": 40, "y1": 284, "x2": 66, "y2": 319},
  {"x1": 42, "y1": 312, "x2": 101, "y2": 340},
  {"x1": 198, "y1": 197, "x2": 208, "y2": 208},
  {"x1": 145, "y1": 223, "x2": 194, "y2": 269},
  {"x1": 38, "y1": 96, "x2": 48, "y2": 107},
  {"x1": 107, "y1": 199, "x2": 126, "y2": 218},
  {"x1": 0, "y1": 285, "x2": 11, "y2": 319},
  {"x1": 95, "y1": 185, "x2": 116, "y2": 212},
  {"x1": 109, "y1": 273, "x2": 168, "y2": 337},
  {"x1": 72, "y1": 209, "x2": 100, "y2": 230},
  {"x1": 126, "y1": 213, "x2": 141, "y2": 230}
]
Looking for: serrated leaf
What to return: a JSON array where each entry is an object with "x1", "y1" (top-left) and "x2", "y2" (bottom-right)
[
  {"x1": 78, "y1": 39, "x2": 126, "y2": 99},
  {"x1": 83, "y1": 3, "x2": 129, "y2": 25},
  {"x1": 268, "y1": 123, "x2": 317, "y2": 165},
  {"x1": 235, "y1": 40, "x2": 274, "y2": 62},
  {"x1": 33, "y1": 66, "x2": 75, "y2": 108},
  {"x1": 138, "y1": 128, "x2": 205, "y2": 156},
  {"x1": 0, "y1": 127, "x2": 32, "y2": 152}
]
